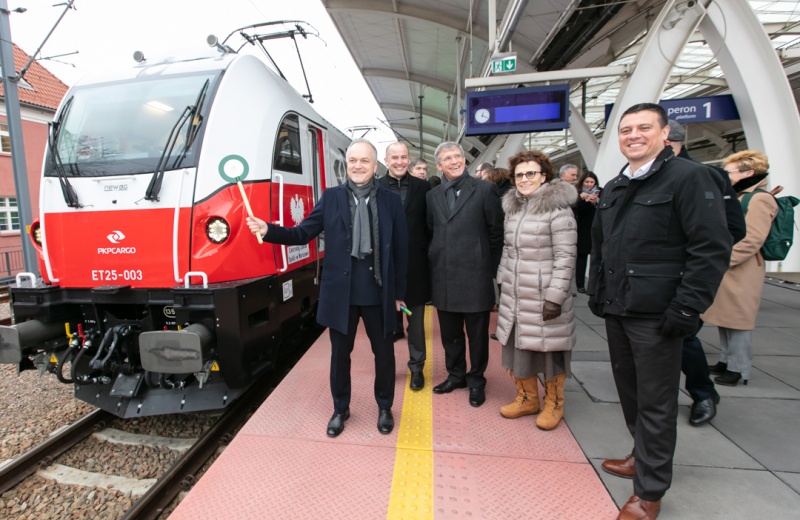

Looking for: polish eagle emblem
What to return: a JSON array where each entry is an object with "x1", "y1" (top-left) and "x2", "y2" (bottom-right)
[{"x1": 290, "y1": 195, "x2": 305, "y2": 225}]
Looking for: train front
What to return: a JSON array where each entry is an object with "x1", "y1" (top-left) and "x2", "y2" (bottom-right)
[{"x1": 0, "y1": 48, "x2": 307, "y2": 417}]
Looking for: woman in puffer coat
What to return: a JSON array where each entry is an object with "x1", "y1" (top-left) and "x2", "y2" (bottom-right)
[
  {"x1": 494, "y1": 149, "x2": 578, "y2": 430},
  {"x1": 702, "y1": 150, "x2": 778, "y2": 386}
]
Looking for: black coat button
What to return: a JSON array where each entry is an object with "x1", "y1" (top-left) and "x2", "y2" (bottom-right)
[
  {"x1": 605, "y1": 299, "x2": 612, "y2": 304},
  {"x1": 608, "y1": 268, "x2": 614, "y2": 274}
]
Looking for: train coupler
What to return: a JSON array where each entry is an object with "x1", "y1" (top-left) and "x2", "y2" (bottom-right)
[{"x1": 138, "y1": 323, "x2": 214, "y2": 374}]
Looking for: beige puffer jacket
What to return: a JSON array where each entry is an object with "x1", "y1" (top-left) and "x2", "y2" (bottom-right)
[{"x1": 495, "y1": 179, "x2": 578, "y2": 352}]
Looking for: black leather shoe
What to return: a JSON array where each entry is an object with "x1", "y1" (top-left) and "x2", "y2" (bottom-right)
[
  {"x1": 410, "y1": 371, "x2": 424, "y2": 391},
  {"x1": 432, "y1": 379, "x2": 467, "y2": 394},
  {"x1": 689, "y1": 395, "x2": 719, "y2": 426},
  {"x1": 378, "y1": 409, "x2": 394, "y2": 434},
  {"x1": 715, "y1": 370, "x2": 747, "y2": 386},
  {"x1": 709, "y1": 361, "x2": 727, "y2": 375},
  {"x1": 469, "y1": 387, "x2": 486, "y2": 407},
  {"x1": 326, "y1": 409, "x2": 350, "y2": 437},
  {"x1": 392, "y1": 331, "x2": 405, "y2": 342},
  {"x1": 490, "y1": 333, "x2": 498, "y2": 340},
  {"x1": 577, "y1": 287, "x2": 586, "y2": 293}
]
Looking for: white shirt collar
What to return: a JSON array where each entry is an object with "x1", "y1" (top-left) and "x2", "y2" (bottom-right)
[{"x1": 622, "y1": 157, "x2": 657, "y2": 179}]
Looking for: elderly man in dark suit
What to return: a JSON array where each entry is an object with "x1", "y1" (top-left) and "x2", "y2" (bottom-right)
[
  {"x1": 246, "y1": 139, "x2": 408, "y2": 438},
  {"x1": 427, "y1": 142, "x2": 504, "y2": 407},
  {"x1": 379, "y1": 141, "x2": 432, "y2": 390}
]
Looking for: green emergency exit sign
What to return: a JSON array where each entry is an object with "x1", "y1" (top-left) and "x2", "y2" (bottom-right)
[{"x1": 492, "y1": 55, "x2": 517, "y2": 73}]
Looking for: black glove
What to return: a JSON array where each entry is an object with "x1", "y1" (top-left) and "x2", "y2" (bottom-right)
[
  {"x1": 542, "y1": 300, "x2": 562, "y2": 321},
  {"x1": 658, "y1": 304, "x2": 699, "y2": 339},
  {"x1": 588, "y1": 299, "x2": 602, "y2": 317}
]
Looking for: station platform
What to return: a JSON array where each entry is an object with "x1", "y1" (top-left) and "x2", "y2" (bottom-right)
[{"x1": 171, "y1": 278, "x2": 800, "y2": 519}]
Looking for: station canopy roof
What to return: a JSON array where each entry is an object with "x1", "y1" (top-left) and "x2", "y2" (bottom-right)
[{"x1": 323, "y1": 0, "x2": 800, "y2": 167}]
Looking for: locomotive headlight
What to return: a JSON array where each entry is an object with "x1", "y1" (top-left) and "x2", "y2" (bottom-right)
[{"x1": 206, "y1": 218, "x2": 230, "y2": 244}]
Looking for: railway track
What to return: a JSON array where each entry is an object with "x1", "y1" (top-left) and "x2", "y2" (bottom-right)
[{"x1": 0, "y1": 323, "x2": 322, "y2": 519}]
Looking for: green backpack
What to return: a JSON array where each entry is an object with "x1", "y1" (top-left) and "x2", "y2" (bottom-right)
[{"x1": 740, "y1": 188, "x2": 800, "y2": 261}]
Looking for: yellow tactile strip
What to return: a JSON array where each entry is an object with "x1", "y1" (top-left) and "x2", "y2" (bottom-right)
[{"x1": 387, "y1": 306, "x2": 434, "y2": 519}]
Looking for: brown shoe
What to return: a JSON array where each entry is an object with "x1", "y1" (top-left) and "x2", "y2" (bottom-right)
[
  {"x1": 616, "y1": 495, "x2": 661, "y2": 520},
  {"x1": 602, "y1": 453, "x2": 635, "y2": 479}
]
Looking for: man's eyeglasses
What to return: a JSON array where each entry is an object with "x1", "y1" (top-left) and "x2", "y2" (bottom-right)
[
  {"x1": 440, "y1": 154, "x2": 464, "y2": 163},
  {"x1": 514, "y1": 171, "x2": 543, "y2": 180}
]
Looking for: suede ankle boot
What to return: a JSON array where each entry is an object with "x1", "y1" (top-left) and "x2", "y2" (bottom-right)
[
  {"x1": 500, "y1": 376, "x2": 540, "y2": 418},
  {"x1": 536, "y1": 372, "x2": 565, "y2": 430}
]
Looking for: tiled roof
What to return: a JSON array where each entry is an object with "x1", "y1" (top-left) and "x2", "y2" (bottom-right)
[{"x1": 0, "y1": 44, "x2": 68, "y2": 112}]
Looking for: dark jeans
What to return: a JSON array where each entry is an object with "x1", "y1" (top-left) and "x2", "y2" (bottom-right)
[
  {"x1": 682, "y1": 319, "x2": 717, "y2": 402},
  {"x1": 606, "y1": 315, "x2": 682, "y2": 502},
  {"x1": 576, "y1": 253, "x2": 589, "y2": 289},
  {"x1": 329, "y1": 305, "x2": 395, "y2": 413},
  {"x1": 395, "y1": 305, "x2": 426, "y2": 372}
]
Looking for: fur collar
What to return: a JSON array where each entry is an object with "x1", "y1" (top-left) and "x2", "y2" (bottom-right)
[{"x1": 502, "y1": 178, "x2": 578, "y2": 215}]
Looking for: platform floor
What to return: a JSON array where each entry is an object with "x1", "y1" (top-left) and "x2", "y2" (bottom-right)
[{"x1": 171, "y1": 278, "x2": 800, "y2": 519}]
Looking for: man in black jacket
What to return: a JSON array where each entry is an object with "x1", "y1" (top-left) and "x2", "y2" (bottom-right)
[
  {"x1": 666, "y1": 120, "x2": 746, "y2": 427},
  {"x1": 427, "y1": 142, "x2": 504, "y2": 407},
  {"x1": 380, "y1": 142, "x2": 432, "y2": 390},
  {"x1": 588, "y1": 104, "x2": 732, "y2": 519}
]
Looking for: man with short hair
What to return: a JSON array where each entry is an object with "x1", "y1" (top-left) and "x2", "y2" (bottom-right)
[
  {"x1": 588, "y1": 104, "x2": 732, "y2": 519},
  {"x1": 427, "y1": 142, "x2": 504, "y2": 407},
  {"x1": 247, "y1": 139, "x2": 408, "y2": 438},
  {"x1": 380, "y1": 142, "x2": 432, "y2": 390},
  {"x1": 474, "y1": 162, "x2": 494, "y2": 180},
  {"x1": 409, "y1": 158, "x2": 429, "y2": 180},
  {"x1": 559, "y1": 164, "x2": 579, "y2": 185},
  {"x1": 666, "y1": 119, "x2": 746, "y2": 427}
]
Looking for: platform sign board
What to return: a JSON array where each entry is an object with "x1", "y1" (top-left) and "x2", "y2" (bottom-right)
[
  {"x1": 465, "y1": 84, "x2": 570, "y2": 136},
  {"x1": 492, "y1": 55, "x2": 517, "y2": 73},
  {"x1": 604, "y1": 94, "x2": 740, "y2": 124}
]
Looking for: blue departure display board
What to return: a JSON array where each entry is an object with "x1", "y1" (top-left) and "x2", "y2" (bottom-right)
[{"x1": 466, "y1": 84, "x2": 570, "y2": 136}]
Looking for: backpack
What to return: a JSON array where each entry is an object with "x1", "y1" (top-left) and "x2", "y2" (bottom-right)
[{"x1": 740, "y1": 187, "x2": 800, "y2": 261}]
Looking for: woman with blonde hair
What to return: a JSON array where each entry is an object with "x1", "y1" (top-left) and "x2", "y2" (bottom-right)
[
  {"x1": 702, "y1": 150, "x2": 778, "y2": 386},
  {"x1": 494, "y1": 149, "x2": 577, "y2": 430}
]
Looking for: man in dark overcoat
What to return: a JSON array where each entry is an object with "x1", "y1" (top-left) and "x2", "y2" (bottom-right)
[
  {"x1": 247, "y1": 139, "x2": 408, "y2": 438},
  {"x1": 426, "y1": 141, "x2": 504, "y2": 407},
  {"x1": 379, "y1": 142, "x2": 432, "y2": 390}
]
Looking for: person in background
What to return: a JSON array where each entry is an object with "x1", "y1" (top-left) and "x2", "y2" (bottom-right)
[
  {"x1": 573, "y1": 171, "x2": 601, "y2": 293},
  {"x1": 246, "y1": 139, "x2": 408, "y2": 438},
  {"x1": 427, "y1": 142, "x2": 504, "y2": 408},
  {"x1": 379, "y1": 142, "x2": 432, "y2": 391},
  {"x1": 588, "y1": 103, "x2": 731, "y2": 520},
  {"x1": 410, "y1": 158, "x2": 429, "y2": 180},
  {"x1": 702, "y1": 150, "x2": 778, "y2": 387},
  {"x1": 487, "y1": 167, "x2": 513, "y2": 197},
  {"x1": 429, "y1": 175, "x2": 442, "y2": 188},
  {"x1": 665, "y1": 119, "x2": 746, "y2": 426},
  {"x1": 494, "y1": 149, "x2": 577, "y2": 431},
  {"x1": 474, "y1": 162, "x2": 494, "y2": 180},
  {"x1": 559, "y1": 164, "x2": 579, "y2": 185}
]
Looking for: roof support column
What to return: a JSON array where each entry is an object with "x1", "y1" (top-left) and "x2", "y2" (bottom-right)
[
  {"x1": 469, "y1": 135, "x2": 508, "y2": 174},
  {"x1": 568, "y1": 101, "x2": 599, "y2": 169},
  {"x1": 700, "y1": 0, "x2": 800, "y2": 270},
  {"x1": 594, "y1": 0, "x2": 710, "y2": 178},
  {"x1": 497, "y1": 133, "x2": 527, "y2": 168}
]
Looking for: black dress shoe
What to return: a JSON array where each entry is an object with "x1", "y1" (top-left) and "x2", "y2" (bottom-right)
[
  {"x1": 326, "y1": 409, "x2": 350, "y2": 437},
  {"x1": 432, "y1": 379, "x2": 467, "y2": 394},
  {"x1": 577, "y1": 287, "x2": 586, "y2": 293},
  {"x1": 708, "y1": 361, "x2": 727, "y2": 375},
  {"x1": 715, "y1": 370, "x2": 747, "y2": 386},
  {"x1": 469, "y1": 387, "x2": 486, "y2": 407},
  {"x1": 410, "y1": 371, "x2": 424, "y2": 391},
  {"x1": 490, "y1": 333, "x2": 498, "y2": 340},
  {"x1": 378, "y1": 409, "x2": 394, "y2": 434},
  {"x1": 689, "y1": 395, "x2": 719, "y2": 426}
]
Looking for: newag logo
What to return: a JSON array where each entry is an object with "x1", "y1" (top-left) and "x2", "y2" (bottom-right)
[{"x1": 98, "y1": 230, "x2": 136, "y2": 255}]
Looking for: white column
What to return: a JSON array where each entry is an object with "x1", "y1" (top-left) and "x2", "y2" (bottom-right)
[{"x1": 569, "y1": 102, "x2": 599, "y2": 170}]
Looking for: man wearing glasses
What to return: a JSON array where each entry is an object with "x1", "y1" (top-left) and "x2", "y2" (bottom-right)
[
  {"x1": 474, "y1": 162, "x2": 493, "y2": 180},
  {"x1": 426, "y1": 142, "x2": 504, "y2": 407}
]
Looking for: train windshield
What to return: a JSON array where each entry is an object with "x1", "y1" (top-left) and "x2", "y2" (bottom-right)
[{"x1": 47, "y1": 73, "x2": 217, "y2": 177}]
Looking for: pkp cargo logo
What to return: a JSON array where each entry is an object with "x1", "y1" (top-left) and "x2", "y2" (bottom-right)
[{"x1": 107, "y1": 230, "x2": 126, "y2": 244}]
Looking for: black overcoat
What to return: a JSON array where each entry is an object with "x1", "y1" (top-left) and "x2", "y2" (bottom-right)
[
  {"x1": 426, "y1": 172, "x2": 504, "y2": 313},
  {"x1": 379, "y1": 174, "x2": 432, "y2": 307},
  {"x1": 264, "y1": 183, "x2": 408, "y2": 336}
]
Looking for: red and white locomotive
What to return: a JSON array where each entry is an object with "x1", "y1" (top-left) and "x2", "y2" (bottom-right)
[{"x1": 0, "y1": 27, "x2": 354, "y2": 417}]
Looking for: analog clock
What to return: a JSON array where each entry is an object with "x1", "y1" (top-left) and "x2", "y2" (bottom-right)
[{"x1": 475, "y1": 108, "x2": 490, "y2": 124}]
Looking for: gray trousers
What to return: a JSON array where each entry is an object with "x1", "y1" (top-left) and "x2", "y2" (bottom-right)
[
  {"x1": 396, "y1": 304, "x2": 426, "y2": 372},
  {"x1": 717, "y1": 327, "x2": 753, "y2": 380},
  {"x1": 605, "y1": 315, "x2": 682, "y2": 502}
]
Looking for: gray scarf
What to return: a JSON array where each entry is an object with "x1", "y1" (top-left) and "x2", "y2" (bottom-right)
[{"x1": 346, "y1": 177, "x2": 382, "y2": 287}]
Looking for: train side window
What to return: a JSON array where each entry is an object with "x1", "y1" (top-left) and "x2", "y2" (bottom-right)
[{"x1": 273, "y1": 114, "x2": 303, "y2": 174}]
